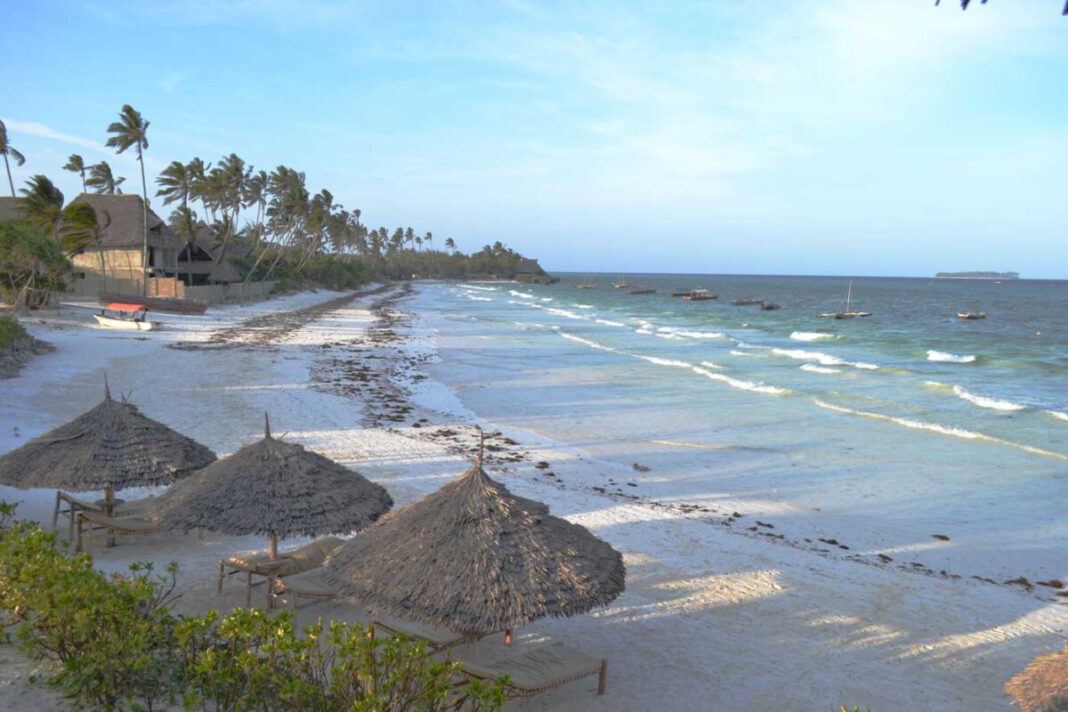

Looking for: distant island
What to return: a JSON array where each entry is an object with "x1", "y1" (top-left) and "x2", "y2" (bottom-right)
[{"x1": 936, "y1": 271, "x2": 1019, "y2": 280}]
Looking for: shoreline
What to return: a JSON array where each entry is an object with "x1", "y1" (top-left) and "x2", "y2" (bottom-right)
[{"x1": 1, "y1": 285, "x2": 1066, "y2": 710}]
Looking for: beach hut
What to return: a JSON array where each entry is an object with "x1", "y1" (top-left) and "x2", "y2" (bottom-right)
[
  {"x1": 1005, "y1": 645, "x2": 1068, "y2": 712},
  {"x1": 323, "y1": 441, "x2": 626, "y2": 636},
  {"x1": 153, "y1": 414, "x2": 393, "y2": 560},
  {"x1": 0, "y1": 378, "x2": 215, "y2": 534}
]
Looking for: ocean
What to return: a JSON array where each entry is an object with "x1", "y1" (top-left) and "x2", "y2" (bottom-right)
[{"x1": 411, "y1": 273, "x2": 1068, "y2": 582}]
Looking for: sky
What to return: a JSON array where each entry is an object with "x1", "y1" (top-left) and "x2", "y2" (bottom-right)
[{"x1": 2, "y1": 0, "x2": 1067, "y2": 277}]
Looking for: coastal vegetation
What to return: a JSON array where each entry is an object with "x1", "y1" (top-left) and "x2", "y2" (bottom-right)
[
  {"x1": 0, "y1": 104, "x2": 550, "y2": 308},
  {"x1": 0, "y1": 508, "x2": 505, "y2": 711}
]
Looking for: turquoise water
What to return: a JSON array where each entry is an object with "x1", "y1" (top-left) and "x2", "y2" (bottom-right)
[{"x1": 413, "y1": 274, "x2": 1068, "y2": 579}]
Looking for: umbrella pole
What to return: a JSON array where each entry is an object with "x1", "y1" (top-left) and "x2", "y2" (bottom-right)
[
  {"x1": 268, "y1": 532, "x2": 277, "y2": 561},
  {"x1": 104, "y1": 484, "x2": 116, "y2": 547}
]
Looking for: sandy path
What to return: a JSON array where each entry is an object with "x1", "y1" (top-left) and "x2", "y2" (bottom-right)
[{"x1": 0, "y1": 285, "x2": 1065, "y2": 711}]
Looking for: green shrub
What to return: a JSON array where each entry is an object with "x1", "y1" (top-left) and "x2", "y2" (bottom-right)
[
  {"x1": 0, "y1": 511, "x2": 505, "y2": 711},
  {"x1": 0, "y1": 315, "x2": 28, "y2": 349}
]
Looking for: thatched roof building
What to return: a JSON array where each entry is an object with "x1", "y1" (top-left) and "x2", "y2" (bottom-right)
[
  {"x1": 69, "y1": 194, "x2": 184, "y2": 250},
  {"x1": 1006, "y1": 645, "x2": 1068, "y2": 712},
  {"x1": 324, "y1": 451, "x2": 625, "y2": 635},
  {"x1": 153, "y1": 415, "x2": 392, "y2": 557},
  {"x1": 0, "y1": 381, "x2": 215, "y2": 492}
]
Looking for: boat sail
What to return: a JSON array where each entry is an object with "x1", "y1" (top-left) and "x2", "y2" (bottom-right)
[{"x1": 820, "y1": 281, "x2": 871, "y2": 319}]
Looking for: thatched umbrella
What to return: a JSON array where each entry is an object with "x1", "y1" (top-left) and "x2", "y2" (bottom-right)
[
  {"x1": 153, "y1": 414, "x2": 393, "y2": 559},
  {"x1": 1006, "y1": 645, "x2": 1068, "y2": 712},
  {"x1": 0, "y1": 377, "x2": 216, "y2": 515},
  {"x1": 324, "y1": 438, "x2": 626, "y2": 635}
]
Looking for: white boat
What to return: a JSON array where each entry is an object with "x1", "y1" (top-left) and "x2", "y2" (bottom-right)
[
  {"x1": 820, "y1": 280, "x2": 871, "y2": 319},
  {"x1": 93, "y1": 303, "x2": 160, "y2": 331}
]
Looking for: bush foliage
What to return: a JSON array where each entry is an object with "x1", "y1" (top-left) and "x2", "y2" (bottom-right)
[{"x1": 0, "y1": 509, "x2": 505, "y2": 711}]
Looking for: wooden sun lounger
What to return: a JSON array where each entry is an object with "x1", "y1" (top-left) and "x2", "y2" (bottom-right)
[
  {"x1": 220, "y1": 536, "x2": 343, "y2": 608},
  {"x1": 74, "y1": 510, "x2": 160, "y2": 553},
  {"x1": 53, "y1": 491, "x2": 153, "y2": 543},
  {"x1": 458, "y1": 642, "x2": 607, "y2": 697},
  {"x1": 370, "y1": 616, "x2": 490, "y2": 654},
  {"x1": 267, "y1": 569, "x2": 338, "y2": 610}
]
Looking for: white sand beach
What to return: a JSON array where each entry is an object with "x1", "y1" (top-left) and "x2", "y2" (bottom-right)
[{"x1": 1, "y1": 286, "x2": 1066, "y2": 711}]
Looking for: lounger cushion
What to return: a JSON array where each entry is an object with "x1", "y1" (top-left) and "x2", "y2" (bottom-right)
[
  {"x1": 287, "y1": 536, "x2": 343, "y2": 572},
  {"x1": 276, "y1": 570, "x2": 337, "y2": 598},
  {"x1": 461, "y1": 642, "x2": 603, "y2": 691}
]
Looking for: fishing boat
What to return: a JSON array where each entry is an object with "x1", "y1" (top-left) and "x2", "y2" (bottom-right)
[
  {"x1": 819, "y1": 280, "x2": 871, "y2": 319},
  {"x1": 730, "y1": 298, "x2": 763, "y2": 306},
  {"x1": 629, "y1": 286, "x2": 656, "y2": 295},
  {"x1": 613, "y1": 278, "x2": 631, "y2": 289},
  {"x1": 760, "y1": 302, "x2": 781, "y2": 311},
  {"x1": 683, "y1": 289, "x2": 717, "y2": 301},
  {"x1": 575, "y1": 277, "x2": 600, "y2": 290},
  {"x1": 957, "y1": 311, "x2": 987, "y2": 320},
  {"x1": 93, "y1": 303, "x2": 160, "y2": 331}
]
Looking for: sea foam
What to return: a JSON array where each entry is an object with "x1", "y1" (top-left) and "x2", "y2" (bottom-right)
[
  {"x1": 692, "y1": 366, "x2": 789, "y2": 395},
  {"x1": 813, "y1": 399, "x2": 1067, "y2": 460},
  {"x1": 595, "y1": 319, "x2": 626, "y2": 327},
  {"x1": 772, "y1": 348, "x2": 878, "y2": 371},
  {"x1": 547, "y1": 308, "x2": 585, "y2": 320},
  {"x1": 635, "y1": 355, "x2": 692, "y2": 369},
  {"x1": 952, "y1": 386, "x2": 1026, "y2": 412},
  {"x1": 790, "y1": 331, "x2": 835, "y2": 342},
  {"x1": 927, "y1": 350, "x2": 977, "y2": 364},
  {"x1": 800, "y1": 364, "x2": 841, "y2": 375},
  {"x1": 559, "y1": 332, "x2": 619, "y2": 353}
]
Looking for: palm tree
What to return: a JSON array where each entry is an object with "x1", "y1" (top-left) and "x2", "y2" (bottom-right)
[
  {"x1": 209, "y1": 153, "x2": 249, "y2": 264},
  {"x1": 156, "y1": 160, "x2": 193, "y2": 208},
  {"x1": 243, "y1": 169, "x2": 268, "y2": 247},
  {"x1": 105, "y1": 104, "x2": 150, "y2": 294},
  {"x1": 168, "y1": 205, "x2": 199, "y2": 285},
  {"x1": 424, "y1": 231, "x2": 433, "y2": 251},
  {"x1": 18, "y1": 175, "x2": 65, "y2": 243},
  {"x1": 0, "y1": 120, "x2": 26, "y2": 198},
  {"x1": 186, "y1": 157, "x2": 212, "y2": 221},
  {"x1": 60, "y1": 203, "x2": 111, "y2": 283},
  {"x1": 445, "y1": 237, "x2": 455, "y2": 253},
  {"x1": 86, "y1": 161, "x2": 126, "y2": 194},
  {"x1": 63, "y1": 154, "x2": 88, "y2": 194}
]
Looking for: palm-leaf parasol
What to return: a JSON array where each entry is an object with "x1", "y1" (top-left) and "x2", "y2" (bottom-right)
[
  {"x1": 1006, "y1": 645, "x2": 1068, "y2": 712},
  {"x1": 324, "y1": 434, "x2": 625, "y2": 635},
  {"x1": 153, "y1": 414, "x2": 393, "y2": 559},
  {"x1": 0, "y1": 377, "x2": 216, "y2": 514}
]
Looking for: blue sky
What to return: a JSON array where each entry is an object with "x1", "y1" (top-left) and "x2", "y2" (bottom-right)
[{"x1": 2, "y1": 1, "x2": 1066, "y2": 277}]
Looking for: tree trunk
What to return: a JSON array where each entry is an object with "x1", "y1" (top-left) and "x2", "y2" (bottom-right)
[
  {"x1": 138, "y1": 147, "x2": 149, "y2": 297},
  {"x1": 244, "y1": 244, "x2": 270, "y2": 284},
  {"x1": 3, "y1": 154, "x2": 13, "y2": 197}
]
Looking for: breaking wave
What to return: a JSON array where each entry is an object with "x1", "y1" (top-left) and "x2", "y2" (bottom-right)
[
  {"x1": 790, "y1": 331, "x2": 836, "y2": 342},
  {"x1": 952, "y1": 386, "x2": 1026, "y2": 412},
  {"x1": 800, "y1": 364, "x2": 841, "y2": 375},
  {"x1": 927, "y1": 350, "x2": 977, "y2": 364},
  {"x1": 692, "y1": 366, "x2": 789, "y2": 396},
  {"x1": 813, "y1": 399, "x2": 1067, "y2": 461}
]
